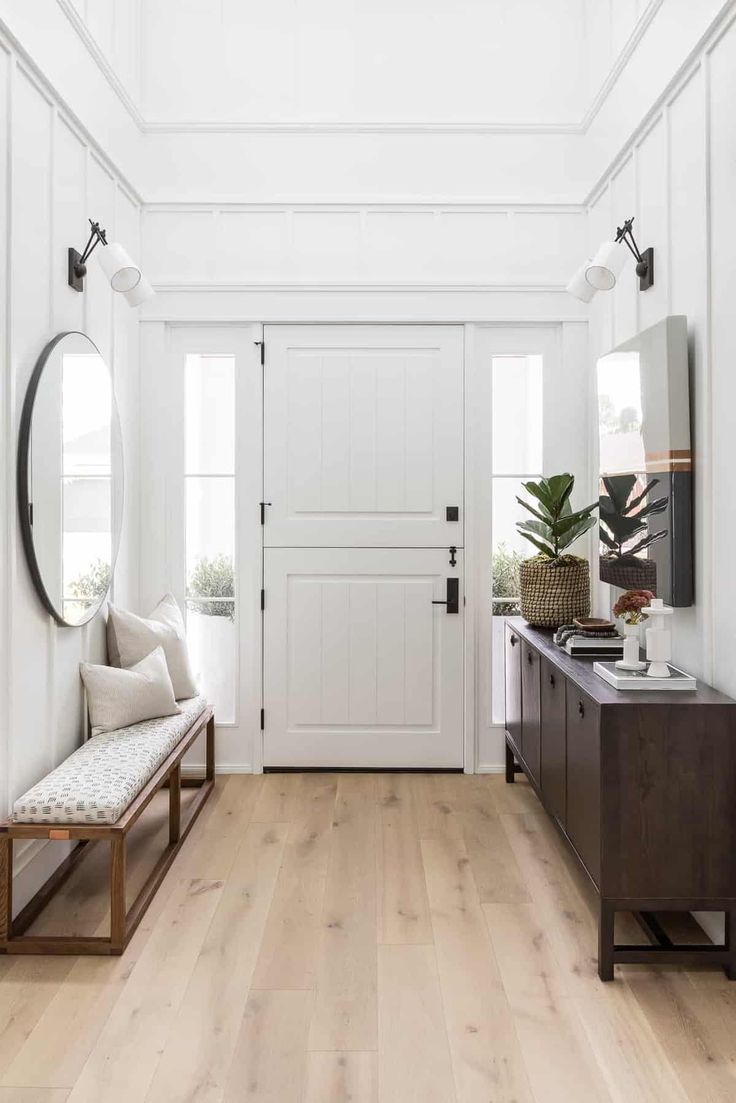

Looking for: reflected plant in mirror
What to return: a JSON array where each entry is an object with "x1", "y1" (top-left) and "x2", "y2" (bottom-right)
[{"x1": 18, "y1": 332, "x2": 123, "y2": 626}]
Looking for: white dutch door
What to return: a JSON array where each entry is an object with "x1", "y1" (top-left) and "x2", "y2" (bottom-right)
[{"x1": 262, "y1": 325, "x2": 464, "y2": 768}]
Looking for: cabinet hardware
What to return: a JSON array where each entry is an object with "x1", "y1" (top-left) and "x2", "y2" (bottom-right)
[
  {"x1": 449, "y1": 545, "x2": 457, "y2": 567},
  {"x1": 578, "y1": 700, "x2": 585, "y2": 718},
  {"x1": 510, "y1": 634, "x2": 517, "y2": 646},
  {"x1": 446, "y1": 506, "x2": 459, "y2": 522},
  {"x1": 549, "y1": 673, "x2": 555, "y2": 687},
  {"x1": 527, "y1": 650, "x2": 533, "y2": 664}
]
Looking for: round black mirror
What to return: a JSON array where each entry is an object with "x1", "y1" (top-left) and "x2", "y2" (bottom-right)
[{"x1": 18, "y1": 331, "x2": 124, "y2": 627}]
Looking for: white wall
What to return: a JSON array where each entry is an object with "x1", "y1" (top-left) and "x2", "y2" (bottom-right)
[
  {"x1": 0, "y1": 25, "x2": 141, "y2": 909},
  {"x1": 141, "y1": 0, "x2": 587, "y2": 126},
  {"x1": 586, "y1": 5, "x2": 736, "y2": 701}
]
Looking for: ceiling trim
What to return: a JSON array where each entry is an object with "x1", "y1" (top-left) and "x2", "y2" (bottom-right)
[{"x1": 56, "y1": 0, "x2": 662, "y2": 138}]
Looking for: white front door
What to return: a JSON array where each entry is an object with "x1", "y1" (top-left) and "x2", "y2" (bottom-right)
[{"x1": 262, "y1": 325, "x2": 464, "y2": 768}]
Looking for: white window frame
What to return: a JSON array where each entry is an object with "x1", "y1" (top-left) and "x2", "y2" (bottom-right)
[
  {"x1": 162, "y1": 325, "x2": 263, "y2": 772},
  {"x1": 467, "y1": 324, "x2": 589, "y2": 772}
]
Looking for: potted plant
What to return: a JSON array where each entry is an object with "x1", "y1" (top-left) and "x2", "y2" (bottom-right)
[
  {"x1": 599, "y1": 474, "x2": 667, "y2": 591},
  {"x1": 515, "y1": 473, "x2": 598, "y2": 628}
]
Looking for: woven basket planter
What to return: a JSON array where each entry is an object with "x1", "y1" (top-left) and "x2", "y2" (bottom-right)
[
  {"x1": 519, "y1": 557, "x2": 591, "y2": 628},
  {"x1": 599, "y1": 556, "x2": 657, "y2": 593}
]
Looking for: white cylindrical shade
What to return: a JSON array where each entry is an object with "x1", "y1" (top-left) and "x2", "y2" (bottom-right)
[
  {"x1": 123, "y1": 276, "x2": 155, "y2": 307},
  {"x1": 97, "y1": 242, "x2": 141, "y2": 293},
  {"x1": 566, "y1": 260, "x2": 596, "y2": 303},
  {"x1": 585, "y1": 239, "x2": 628, "y2": 291}
]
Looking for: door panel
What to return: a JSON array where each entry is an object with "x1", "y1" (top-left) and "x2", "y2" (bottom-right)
[
  {"x1": 566, "y1": 688, "x2": 601, "y2": 886},
  {"x1": 263, "y1": 548, "x2": 463, "y2": 767},
  {"x1": 521, "y1": 643, "x2": 541, "y2": 784},
  {"x1": 540, "y1": 656, "x2": 566, "y2": 826},
  {"x1": 263, "y1": 325, "x2": 464, "y2": 547},
  {"x1": 504, "y1": 623, "x2": 522, "y2": 755}
]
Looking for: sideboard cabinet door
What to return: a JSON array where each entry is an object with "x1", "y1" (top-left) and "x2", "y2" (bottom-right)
[
  {"x1": 540, "y1": 656, "x2": 566, "y2": 827},
  {"x1": 521, "y1": 644, "x2": 541, "y2": 784},
  {"x1": 565, "y1": 688, "x2": 601, "y2": 885},
  {"x1": 504, "y1": 623, "x2": 522, "y2": 756}
]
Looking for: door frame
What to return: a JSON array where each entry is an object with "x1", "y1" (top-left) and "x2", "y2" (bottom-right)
[{"x1": 143, "y1": 318, "x2": 584, "y2": 774}]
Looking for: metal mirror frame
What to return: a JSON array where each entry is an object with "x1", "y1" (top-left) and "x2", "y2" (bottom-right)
[{"x1": 17, "y1": 330, "x2": 124, "y2": 628}]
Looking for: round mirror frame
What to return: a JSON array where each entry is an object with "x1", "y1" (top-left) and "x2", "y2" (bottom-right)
[{"x1": 17, "y1": 330, "x2": 124, "y2": 628}]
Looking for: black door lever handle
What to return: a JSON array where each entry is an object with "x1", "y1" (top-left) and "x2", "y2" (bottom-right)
[{"x1": 432, "y1": 577, "x2": 459, "y2": 613}]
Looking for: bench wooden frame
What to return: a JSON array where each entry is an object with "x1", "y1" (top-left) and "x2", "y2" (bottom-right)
[{"x1": 0, "y1": 706, "x2": 215, "y2": 955}]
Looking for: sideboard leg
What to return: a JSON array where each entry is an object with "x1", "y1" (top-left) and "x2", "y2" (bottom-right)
[
  {"x1": 725, "y1": 908, "x2": 736, "y2": 980},
  {"x1": 598, "y1": 899, "x2": 615, "y2": 981},
  {"x1": 505, "y1": 740, "x2": 516, "y2": 784}
]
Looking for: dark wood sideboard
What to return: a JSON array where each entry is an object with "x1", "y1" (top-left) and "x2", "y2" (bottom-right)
[{"x1": 504, "y1": 616, "x2": 736, "y2": 980}]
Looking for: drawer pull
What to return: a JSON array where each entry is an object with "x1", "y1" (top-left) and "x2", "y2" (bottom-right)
[
  {"x1": 578, "y1": 700, "x2": 585, "y2": 718},
  {"x1": 549, "y1": 673, "x2": 555, "y2": 687},
  {"x1": 510, "y1": 635, "x2": 517, "y2": 646},
  {"x1": 527, "y1": 650, "x2": 533, "y2": 664}
]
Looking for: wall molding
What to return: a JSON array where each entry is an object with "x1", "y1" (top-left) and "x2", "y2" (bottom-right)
[
  {"x1": 151, "y1": 282, "x2": 570, "y2": 294},
  {"x1": 584, "y1": 0, "x2": 736, "y2": 208},
  {"x1": 145, "y1": 200, "x2": 586, "y2": 212},
  {"x1": 56, "y1": 0, "x2": 662, "y2": 139}
]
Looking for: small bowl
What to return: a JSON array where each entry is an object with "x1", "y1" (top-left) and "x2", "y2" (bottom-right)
[{"x1": 573, "y1": 617, "x2": 615, "y2": 630}]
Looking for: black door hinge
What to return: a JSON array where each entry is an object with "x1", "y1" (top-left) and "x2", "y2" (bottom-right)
[
  {"x1": 260, "y1": 501, "x2": 271, "y2": 525},
  {"x1": 28, "y1": 502, "x2": 33, "y2": 526},
  {"x1": 255, "y1": 340, "x2": 265, "y2": 366},
  {"x1": 260, "y1": 707, "x2": 265, "y2": 730},
  {"x1": 260, "y1": 588, "x2": 265, "y2": 611}
]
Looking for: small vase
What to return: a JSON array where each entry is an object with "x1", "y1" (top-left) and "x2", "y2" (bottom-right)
[{"x1": 616, "y1": 622, "x2": 645, "y2": 671}]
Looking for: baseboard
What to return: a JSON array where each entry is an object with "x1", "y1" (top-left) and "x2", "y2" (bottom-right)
[
  {"x1": 474, "y1": 764, "x2": 506, "y2": 774},
  {"x1": 181, "y1": 763, "x2": 255, "y2": 775}
]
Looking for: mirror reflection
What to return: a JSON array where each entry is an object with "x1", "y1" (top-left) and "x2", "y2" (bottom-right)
[{"x1": 21, "y1": 331, "x2": 123, "y2": 626}]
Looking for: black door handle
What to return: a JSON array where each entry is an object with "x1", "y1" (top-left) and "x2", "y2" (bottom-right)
[{"x1": 432, "y1": 577, "x2": 459, "y2": 614}]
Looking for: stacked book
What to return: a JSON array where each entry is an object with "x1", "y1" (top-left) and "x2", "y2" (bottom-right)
[{"x1": 564, "y1": 635, "x2": 625, "y2": 659}]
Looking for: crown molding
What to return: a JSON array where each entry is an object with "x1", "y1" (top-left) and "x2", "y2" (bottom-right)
[
  {"x1": 144, "y1": 200, "x2": 586, "y2": 212},
  {"x1": 56, "y1": 0, "x2": 663, "y2": 139},
  {"x1": 56, "y1": 0, "x2": 145, "y2": 129}
]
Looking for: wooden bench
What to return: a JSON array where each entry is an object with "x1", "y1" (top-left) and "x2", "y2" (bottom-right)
[{"x1": 0, "y1": 701, "x2": 215, "y2": 956}]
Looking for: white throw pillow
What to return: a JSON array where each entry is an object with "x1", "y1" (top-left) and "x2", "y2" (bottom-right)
[
  {"x1": 107, "y1": 593, "x2": 198, "y2": 699},
  {"x1": 80, "y1": 646, "x2": 180, "y2": 736}
]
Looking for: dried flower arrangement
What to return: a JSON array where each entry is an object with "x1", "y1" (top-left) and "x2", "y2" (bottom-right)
[{"x1": 612, "y1": 588, "x2": 655, "y2": 626}]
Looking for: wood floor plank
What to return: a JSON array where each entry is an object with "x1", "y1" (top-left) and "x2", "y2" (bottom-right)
[
  {"x1": 144, "y1": 823, "x2": 289, "y2": 1103},
  {"x1": 458, "y1": 785, "x2": 531, "y2": 905},
  {"x1": 420, "y1": 833, "x2": 534, "y2": 1103},
  {"x1": 66, "y1": 878, "x2": 224, "y2": 1103},
  {"x1": 511, "y1": 995, "x2": 614, "y2": 1103},
  {"x1": 0, "y1": 1090, "x2": 69, "y2": 1102},
  {"x1": 251, "y1": 772, "x2": 303, "y2": 822},
  {"x1": 170, "y1": 775, "x2": 263, "y2": 880},
  {"x1": 302, "y1": 1052, "x2": 378, "y2": 1103},
  {"x1": 411, "y1": 774, "x2": 464, "y2": 839},
  {"x1": 378, "y1": 944, "x2": 456, "y2": 1103},
  {"x1": 377, "y1": 774, "x2": 433, "y2": 944},
  {"x1": 308, "y1": 775, "x2": 378, "y2": 1052},
  {"x1": 251, "y1": 775, "x2": 337, "y2": 989},
  {"x1": 573, "y1": 984, "x2": 691, "y2": 1103},
  {"x1": 223, "y1": 989, "x2": 312, "y2": 1102},
  {"x1": 0, "y1": 957, "x2": 75, "y2": 1074},
  {"x1": 483, "y1": 900, "x2": 570, "y2": 1005}
]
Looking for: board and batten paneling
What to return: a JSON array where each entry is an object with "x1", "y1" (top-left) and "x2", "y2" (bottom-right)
[
  {"x1": 142, "y1": 205, "x2": 588, "y2": 289},
  {"x1": 586, "y1": 9, "x2": 736, "y2": 695},
  {"x1": 0, "y1": 35, "x2": 141, "y2": 912}
]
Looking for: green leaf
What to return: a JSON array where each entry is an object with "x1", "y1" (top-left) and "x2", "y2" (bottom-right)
[
  {"x1": 627, "y1": 478, "x2": 660, "y2": 512},
  {"x1": 626, "y1": 529, "x2": 668, "y2": 556},
  {"x1": 517, "y1": 519, "x2": 552, "y2": 540},
  {"x1": 516, "y1": 497, "x2": 552, "y2": 524},
  {"x1": 517, "y1": 531, "x2": 556, "y2": 558},
  {"x1": 599, "y1": 528, "x2": 618, "y2": 551},
  {"x1": 521, "y1": 480, "x2": 554, "y2": 513},
  {"x1": 633, "y1": 496, "x2": 669, "y2": 519},
  {"x1": 554, "y1": 503, "x2": 599, "y2": 536},
  {"x1": 545, "y1": 473, "x2": 574, "y2": 515},
  {"x1": 603, "y1": 474, "x2": 637, "y2": 513},
  {"x1": 557, "y1": 515, "x2": 597, "y2": 550}
]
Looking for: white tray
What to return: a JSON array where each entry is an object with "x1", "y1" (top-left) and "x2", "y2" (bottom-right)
[{"x1": 593, "y1": 661, "x2": 697, "y2": 691}]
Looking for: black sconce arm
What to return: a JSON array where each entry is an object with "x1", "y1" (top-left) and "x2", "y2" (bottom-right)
[
  {"x1": 615, "y1": 216, "x2": 654, "y2": 290},
  {"x1": 68, "y1": 218, "x2": 107, "y2": 292}
]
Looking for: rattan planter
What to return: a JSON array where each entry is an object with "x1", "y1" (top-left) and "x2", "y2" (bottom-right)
[
  {"x1": 519, "y1": 556, "x2": 591, "y2": 628},
  {"x1": 599, "y1": 555, "x2": 657, "y2": 593}
]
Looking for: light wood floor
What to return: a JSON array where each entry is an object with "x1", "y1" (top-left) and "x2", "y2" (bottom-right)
[{"x1": 2, "y1": 772, "x2": 736, "y2": 1102}]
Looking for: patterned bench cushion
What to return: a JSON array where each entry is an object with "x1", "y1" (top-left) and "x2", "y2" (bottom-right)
[{"x1": 12, "y1": 695, "x2": 209, "y2": 825}]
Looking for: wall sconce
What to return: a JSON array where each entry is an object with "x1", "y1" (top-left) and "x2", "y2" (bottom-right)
[
  {"x1": 566, "y1": 216, "x2": 654, "y2": 302},
  {"x1": 68, "y1": 218, "x2": 155, "y2": 306}
]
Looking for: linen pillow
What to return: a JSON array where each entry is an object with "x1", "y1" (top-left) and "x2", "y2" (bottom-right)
[
  {"x1": 107, "y1": 593, "x2": 198, "y2": 699},
  {"x1": 80, "y1": 646, "x2": 180, "y2": 736}
]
